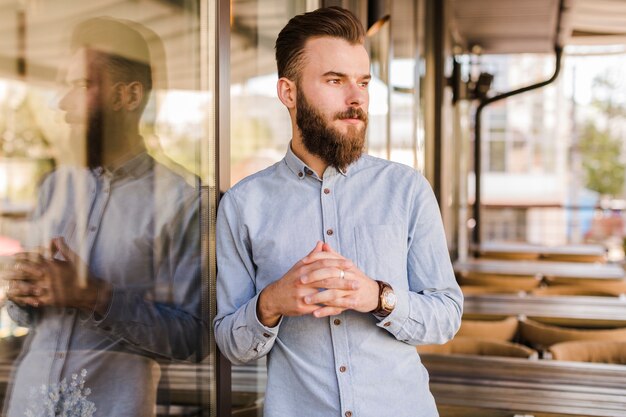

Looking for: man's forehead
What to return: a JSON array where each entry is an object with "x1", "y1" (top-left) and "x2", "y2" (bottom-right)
[
  {"x1": 63, "y1": 48, "x2": 89, "y2": 81},
  {"x1": 302, "y1": 37, "x2": 370, "y2": 76}
]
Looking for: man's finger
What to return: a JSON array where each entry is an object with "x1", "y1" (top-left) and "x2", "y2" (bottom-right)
[
  {"x1": 51, "y1": 237, "x2": 77, "y2": 263},
  {"x1": 304, "y1": 288, "x2": 352, "y2": 306},
  {"x1": 322, "y1": 243, "x2": 341, "y2": 256},
  {"x1": 311, "y1": 306, "x2": 345, "y2": 318},
  {"x1": 302, "y1": 251, "x2": 351, "y2": 265},
  {"x1": 14, "y1": 251, "x2": 46, "y2": 262},
  {"x1": 5, "y1": 262, "x2": 45, "y2": 281},
  {"x1": 300, "y1": 261, "x2": 352, "y2": 283}
]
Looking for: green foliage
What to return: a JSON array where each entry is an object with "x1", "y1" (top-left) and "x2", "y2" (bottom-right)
[{"x1": 579, "y1": 122, "x2": 625, "y2": 196}]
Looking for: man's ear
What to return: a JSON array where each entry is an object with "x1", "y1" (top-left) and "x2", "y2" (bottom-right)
[
  {"x1": 277, "y1": 77, "x2": 296, "y2": 109},
  {"x1": 125, "y1": 81, "x2": 144, "y2": 111},
  {"x1": 111, "y1": 83, "x2": 126, "y2": 111}
]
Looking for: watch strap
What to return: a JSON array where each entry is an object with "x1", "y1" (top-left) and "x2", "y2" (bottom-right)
[{"x1": 373, "y1": 280, "x2": 394, "y2": 317}]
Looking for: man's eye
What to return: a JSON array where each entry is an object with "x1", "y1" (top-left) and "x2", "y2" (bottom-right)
[
  {"x1": 328, "y1": 79, "x2": 340, "y2": 85},
  {"x1": 359, "y1": 82, "x2": 369, "y2": 88}
]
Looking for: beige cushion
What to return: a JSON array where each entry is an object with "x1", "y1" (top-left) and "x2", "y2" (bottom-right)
[
  {"x1": 457, "y1": 316, "x2": 519, "y2": 342},
  {"x1": 540, "y1": 253, "x2": 606, "y2": 263},
  {"x1": 461, "y1": 285, "x2": 524, "y2": 296},
  {"x1": 480, "y1": 251, "x2": 540, "y2": 261},
  {"x1": 520, "y1": 318, "x2": 626, "y2": 348},
  {"x1": 458, "y1": 273, "x2": 541, "y2": 291},
  {"x1": 531, "y1": 285, "x2": 621, "y2": 297},
  {"x1": 548, "y1": 341, "x2": 626, "y2": 364},
  {"x1": 416, "y1": 337, "x2": 537, "y2": 359},
  {"x1": 544, "y1": 278, "x2": 626, "y2": 294}
]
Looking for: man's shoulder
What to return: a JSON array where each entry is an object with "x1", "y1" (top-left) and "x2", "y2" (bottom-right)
[
  {"x1": 357, "y1": 154, "x2": 424, "y2": 183},
  {"x1": 225, "y1": 160, "x2": 284, "y2": 196}
]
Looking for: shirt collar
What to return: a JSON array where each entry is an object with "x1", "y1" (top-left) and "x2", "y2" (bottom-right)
[
  {"x1": 92, "y1": 152, "x2": 153, "y2": 180},
  {"x1": 284, "y1": 142, "x2": 353, "y2": 180}
]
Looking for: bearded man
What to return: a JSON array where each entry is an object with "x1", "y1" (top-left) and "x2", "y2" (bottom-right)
[{"x1": 214, "y1": 7, "x2": 462, "y2": 417}]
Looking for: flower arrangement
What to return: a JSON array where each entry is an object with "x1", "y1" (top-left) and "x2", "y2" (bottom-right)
[{"x1": 24, "y1": 369, "x2": 96, "y2": 417}]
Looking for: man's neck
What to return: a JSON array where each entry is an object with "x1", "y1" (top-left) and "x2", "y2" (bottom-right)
[
  {"x1": 102, "y1": 134, "x2": 146, "y2": 171},
  {"x1": 291, "y1": 136, "x2": 327, "y2": 178}
]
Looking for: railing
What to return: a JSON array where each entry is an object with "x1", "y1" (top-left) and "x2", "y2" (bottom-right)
[{"x1": 479, "y1": 205, "x2": 626, "y2": 258}]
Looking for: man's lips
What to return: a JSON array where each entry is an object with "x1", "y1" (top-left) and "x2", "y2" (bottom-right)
[
  {"x1": 339, "y1": 117, "x2": 363, "y2": 125},
  {"x1": 64, "y1": 114, "x2": 85, "y2": 124}
]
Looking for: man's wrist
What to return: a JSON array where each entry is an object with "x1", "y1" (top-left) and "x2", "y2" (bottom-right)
[
  {"x1": 82, "y1": 278, "x2": 112, "y2": 318},
  {"x1": 257, "y1": 286, "x2": 281, "y2": 327}
]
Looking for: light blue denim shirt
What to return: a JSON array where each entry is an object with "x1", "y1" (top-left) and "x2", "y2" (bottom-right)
[{"x1": 215, "y1": 145, "x2": 463, "y2": 417}]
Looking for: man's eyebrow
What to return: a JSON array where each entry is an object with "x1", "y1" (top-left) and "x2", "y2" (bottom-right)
[{"x1": 323, "y1": 71, "x2": 372, "y2": 80}]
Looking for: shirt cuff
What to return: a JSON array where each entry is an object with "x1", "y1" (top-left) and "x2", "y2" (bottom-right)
[
  {"x1": 80, "y1": 285, "x2": 117, "y2": 328},
  {"x1": 243, "y1": 293, "x2": 281, "y2": 354},
  {"x1": 375, "y1": 288, "x2": 411, "y2": 339}
]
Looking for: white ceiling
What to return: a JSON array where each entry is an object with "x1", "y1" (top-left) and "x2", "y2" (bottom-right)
[
  {"x1": 451, "y1": 0, "x2": 626, "y2": 54},
  {"x1": 1, "y1": 0, "x2": 626, "y2": 87}
]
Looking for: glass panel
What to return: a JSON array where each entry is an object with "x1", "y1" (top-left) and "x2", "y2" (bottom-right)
[
  {"x1": 228, "y1": 0, "x2": 315, "y2": 414},
  {"x1": 0, "y1": 1, "x2": 216, "y2": 416}
]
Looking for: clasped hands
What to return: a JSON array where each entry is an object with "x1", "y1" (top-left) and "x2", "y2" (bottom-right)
[
  {"x1": 257, "y1": 241, "x2": 379, "y2": 327},
  {"x1": 4, "y1": 237, "x2": 110, "y2": 314}
]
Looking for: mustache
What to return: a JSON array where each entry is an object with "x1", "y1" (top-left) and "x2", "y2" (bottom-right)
[{"x1": 334, "y1": 107, "x2": 367, "y2": 121}]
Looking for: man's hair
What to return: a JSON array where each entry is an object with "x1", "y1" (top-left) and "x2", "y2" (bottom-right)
[
  {"x1": 70, "y1": 17, "x2": 155, "y2": 96},
  {"x1": 275, "y1": 6, "x2": 365, "y2": 82}
]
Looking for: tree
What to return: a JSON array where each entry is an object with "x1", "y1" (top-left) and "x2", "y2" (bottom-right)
[{"x1": 579, "y1": 122, "x2": 624, "y2": 196}]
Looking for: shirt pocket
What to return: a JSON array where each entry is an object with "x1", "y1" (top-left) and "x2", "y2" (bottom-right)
[{"x1": 353, "y1": 224, "x2": 407, "y2": 289}]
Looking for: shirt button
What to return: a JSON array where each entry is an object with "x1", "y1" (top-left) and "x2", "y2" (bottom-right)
[
  {"x1": 383, "y1": 322, "x2": 391, "y2": 327},
  {"x1": 326, "y1": 229, "x2": 334, "y2": 236},
  {"x1": 323, "y1": 188, "x2": 331, "y2": 194},
  {"x1": 298, "y1": 172, "x2": 304, "y2": 178},
  {"x1": 339, "y1": 365, "x2": 347, "y2": 373},
  {"x1": 345, "y1": 412, "x2": 353, "y2": 417},
  {"x1": 56, "y1": 352, "x2": 65, "y2": 359},
  {"x1": 89, "y1": 225, "x2": 97, "y2": 232},
  {"x1": 333, "y1": 319, "x2": 341, "y2": 325},
  {"x1": 263, "y1": 333, "x2": 271, "y2": 338}
]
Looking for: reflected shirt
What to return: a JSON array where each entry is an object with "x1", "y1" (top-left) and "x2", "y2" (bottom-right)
[
  {"x1": 214, "y1": 145, "x2": 463, "y2": 417},
  {"x1": 6, "y1": 153, "x2": 204, "y2": 417}
]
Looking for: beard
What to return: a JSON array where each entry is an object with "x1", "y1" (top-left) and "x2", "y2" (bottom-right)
[
  {"x1": 85, "y1": 106, "x2": 105, "y2": 169},
  {"x1": 66, "y1": 107, "x2": 104, "y2": 169},
  {"x1": 296, "y1": 90, "x2": 367, "y2": 171}
]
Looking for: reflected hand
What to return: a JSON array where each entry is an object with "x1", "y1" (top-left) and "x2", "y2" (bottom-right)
[
  {"x1": 4, "y1": 250, "x2": 49, "y2": 307},
  {"x1": 8, "y1": 238, "x2": 111, "y2": 313}
]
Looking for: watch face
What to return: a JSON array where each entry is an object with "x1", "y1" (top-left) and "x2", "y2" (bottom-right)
[{"x1": 383, "y1": 289, "x2": 397, "y2": 309}]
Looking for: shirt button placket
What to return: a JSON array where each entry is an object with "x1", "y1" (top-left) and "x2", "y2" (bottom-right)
[{"x1": 320, "y1": 177, "x2": 337, "y2": 246}]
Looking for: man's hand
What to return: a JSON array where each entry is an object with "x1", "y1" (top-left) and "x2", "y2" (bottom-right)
[
  {"x1": 6, "y1": 238, "x2": 111, "y2": 314},
  {"x1": 4, "y1": 252, "x2": 45, "y2": 308},
  {"x1": 257, "y1": 241, "x2": 356, "y2": 327},
  {"x1": 301, "y1": 243, "x2": 379, "y2": 318}
]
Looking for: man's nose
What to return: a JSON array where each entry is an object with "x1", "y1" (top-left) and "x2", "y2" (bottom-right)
[
  {"x1": 53, "y1": 88, "x2": 71, "y2": 111},
  {"x1": 346, "y1": 82, "x2": 367, "y2": 107}
]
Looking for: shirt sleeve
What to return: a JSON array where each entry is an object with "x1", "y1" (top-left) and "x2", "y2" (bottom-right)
[
  {"x1": 81, "y1": 187, "x2": 208, "y2": 363},
  {"x1": 6, "y1": 301, "x2": 35, "y2": 327},
  {"x1": 375, "y1": 172, "x2": 463, "y2": 345},
  {"x1": 213, "y1": 191, "x2": 281, "y2": 365}
]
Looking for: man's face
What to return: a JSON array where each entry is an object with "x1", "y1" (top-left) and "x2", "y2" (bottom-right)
[
  {"x1": 58, "y1": 48, "x2": 113, "y2": 167},
  {"x1": 295, "y1": 37, "x2": 370, "y2": 170}
]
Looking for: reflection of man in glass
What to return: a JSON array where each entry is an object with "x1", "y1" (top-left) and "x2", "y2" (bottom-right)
[{"x1": 3, "y1": 17, "x2": 204, "y2": 417}]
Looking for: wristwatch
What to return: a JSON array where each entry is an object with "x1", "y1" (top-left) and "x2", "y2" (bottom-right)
[{"x1": 373, "y1": 280, "x2": 396, "y2": 317}]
